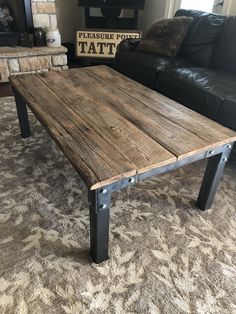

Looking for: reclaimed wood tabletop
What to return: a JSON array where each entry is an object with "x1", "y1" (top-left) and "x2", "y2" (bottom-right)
[{"x1": 10, "y1": 65, "x2": 236, "y2": 191}]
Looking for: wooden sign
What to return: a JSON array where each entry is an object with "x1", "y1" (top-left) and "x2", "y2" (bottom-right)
[{"x1": 76, "y1": 30, "x2": 141, "y2": 59}]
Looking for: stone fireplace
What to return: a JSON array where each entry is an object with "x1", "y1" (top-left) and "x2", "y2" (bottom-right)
[{"x1": 0, "y1": 0, "x2": 68, "y2": 83}]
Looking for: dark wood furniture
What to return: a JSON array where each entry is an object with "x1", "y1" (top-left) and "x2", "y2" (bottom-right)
[
  {"x1": 10, "y1": 66, "x2": 236, "y2": 263},
  {"x1": 79, "y1": 0, "x2": 145, "y2": 30}
]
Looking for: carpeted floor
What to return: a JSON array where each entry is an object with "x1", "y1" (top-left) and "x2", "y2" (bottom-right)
[{"x1": 0, "y1": 96, "x2": 236, "y2": 314}]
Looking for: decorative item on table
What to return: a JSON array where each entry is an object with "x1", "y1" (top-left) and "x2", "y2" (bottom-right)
[
  {"x1": 46, "y1": 28, "x2": 61, "y2": 48},
  {"x1": 33, "y1": 27, "x2": 46, "y2": 47}
]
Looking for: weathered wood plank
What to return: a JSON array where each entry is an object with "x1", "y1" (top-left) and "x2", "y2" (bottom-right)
[
  {"x1": 60, "y1": 68, "x2": 211, "y2": 159},
  {"x1": 10, "y1": 74, "x2": 138, "y2": 189},
  {"x1": 88, "y1": 66, "x2": 236, "y2": 144},
  {"x1": 10, "y1": 72, "x2": 176, "y2": 189},
  {"x1": 37, "y1": 71, "x2": 176, "y2": 174}
]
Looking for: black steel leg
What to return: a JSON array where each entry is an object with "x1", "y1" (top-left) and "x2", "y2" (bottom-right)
[
  {"x1": 89, "y1": 188, "x2": 111, "y2": 263},
  {"x1": 197, "y1": 145, "x2": 233, "y2": 210},
  {"x1": 14, "y1": 92, "x2": 31, "y2": 138}
]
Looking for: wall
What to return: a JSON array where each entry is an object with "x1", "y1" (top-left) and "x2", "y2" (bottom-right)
[
  {"x1": 55, "y1": 2, "x2": 108, "y2": 43},
  {"x1": 55, "y1": 0, "x2": 84, "y2": 43},
  {"x1": 138, "y1": 0, "x2": 166, "y2": 34},
  {"x1": 228, "y1": 0, "x2": 236, "y2": 15}
]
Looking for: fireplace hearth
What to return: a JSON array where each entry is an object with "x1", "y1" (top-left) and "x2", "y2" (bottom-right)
[
  {"x1": 0, "y1": 0, "x2": 68, "y2": 85},
  {"x1": 0, "y1": 0, "x2": 33, "y2": 46}
]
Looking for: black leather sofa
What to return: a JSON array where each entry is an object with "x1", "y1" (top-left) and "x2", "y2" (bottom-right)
[{"x1": 113, "y1": 9, "x2": 236, "y2": 149}]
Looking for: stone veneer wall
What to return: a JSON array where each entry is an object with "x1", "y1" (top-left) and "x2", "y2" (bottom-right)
[
  {"x1": 0, "y1": 0, "x2": 68, "y2": 83},
  {"x1": 31, "y1": 0, "x2": 58, "y2": 29}
]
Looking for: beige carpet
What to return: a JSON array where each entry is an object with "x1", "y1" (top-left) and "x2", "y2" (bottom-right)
[{"x1": 0, "y1": 96, "x2": 236, "y2": 314}]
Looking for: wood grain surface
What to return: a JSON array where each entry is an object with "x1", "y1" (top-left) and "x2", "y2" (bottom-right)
[{"x1": 10, "y1": 66, "x2": 236, "y2": 189}]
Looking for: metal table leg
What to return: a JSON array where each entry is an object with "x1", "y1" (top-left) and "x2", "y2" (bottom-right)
[
  {"x1": 197, "y1": 144, "x2": 233, "y2": 210},
  {"x1": 14, "y1": 92, "x2": 31, "y2": 138},
  {"x1": 89, "y1": 188, "x2": 112, "y2": 263}
]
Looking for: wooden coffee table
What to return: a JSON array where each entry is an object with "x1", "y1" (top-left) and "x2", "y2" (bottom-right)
[{"x1": 10, "y1": 66, "x2": 236, "y2": 263}]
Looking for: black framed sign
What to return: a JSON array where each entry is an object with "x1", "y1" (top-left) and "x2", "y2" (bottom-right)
[{"x1": 76, "y1": 29, "x2": 141, "y2": 59}]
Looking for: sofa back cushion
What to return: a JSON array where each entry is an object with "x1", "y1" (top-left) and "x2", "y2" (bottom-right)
[
  {"x1": 210, "y1": 16, "x2": 236, "y2": 75},
  {"x1": 175, "y1": 9, "x2": 226, "y2": 67}
]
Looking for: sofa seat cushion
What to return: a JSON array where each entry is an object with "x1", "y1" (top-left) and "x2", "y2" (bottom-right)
[
  {"x1": 113, "y1": 50, "x2": 196, "y2": 88},
  {"x1": 155, "y1": 67, "x2": 236, "y2": 128}
]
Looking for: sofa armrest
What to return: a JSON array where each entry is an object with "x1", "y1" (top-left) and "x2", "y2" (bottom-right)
[{"x1": 117, "y1": 39, "x2": 141, "y2": 53}]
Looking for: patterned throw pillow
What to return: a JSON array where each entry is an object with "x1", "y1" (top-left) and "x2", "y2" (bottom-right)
[{"x1": 136, "y1": 16, "x2": 193, "y2": 57}]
